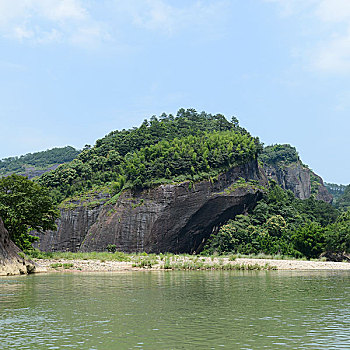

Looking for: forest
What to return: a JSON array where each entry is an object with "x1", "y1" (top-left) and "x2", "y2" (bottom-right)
[
  {"x1": 38, "y1": 109, "x2": 262, "y2": 203},
  {"x1": 204, "y1": 182, "x2": 350, "y2": 259},
  {"x1": 0, "y1": 146, "x2": 80, "y2": 176}
]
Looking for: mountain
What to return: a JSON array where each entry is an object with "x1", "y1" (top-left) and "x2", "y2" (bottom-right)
[
  {"x1": 325, "y1": 183, "x2": 347, "y2": 204},
  {"x1": 259, "y1": 144, "x2": 332, "y2": 203},
  {"x1": 335, "y1": 185, "x2": 350, "y2": 211},
  {"x1": 0, "y1": 146, "x2": 80, "y2": 179},
  {"x1": 29, "y1": 109, "x2": 337, "y2": 254}
]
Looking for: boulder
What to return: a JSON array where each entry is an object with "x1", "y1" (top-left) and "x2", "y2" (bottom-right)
[{"x1": 0, "y1": 218, "x2": 39, "y2": 276}]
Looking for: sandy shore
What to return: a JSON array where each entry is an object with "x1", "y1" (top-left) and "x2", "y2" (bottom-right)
[{"x1": 33, "y1": 256, "x2": 350, "y2": 273}]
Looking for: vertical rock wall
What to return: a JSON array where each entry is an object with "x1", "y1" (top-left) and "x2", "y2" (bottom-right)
[
  {"x1": 37, "y1": 160, "x2": 268, "y2": 253},
  {"x1": 264, "y1": 163, "x2": 332, "y2": 203}
]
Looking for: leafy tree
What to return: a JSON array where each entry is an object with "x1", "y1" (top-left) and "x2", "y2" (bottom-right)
[
  {"x1": 291, "y1": 223, "x2": 325, "y2": 259},
  {"x1": 203, "y1": 182, "x2": 339, "y2": 258},
  {"x1": 0, "y1": 175, "x2": 59, "y2": 250},
  {"x1": 259, "y1": 144, "x2": 300, "y2": 166},
  {"x1": 324, "y1": 210, "x2": 350, "y2": 254}
]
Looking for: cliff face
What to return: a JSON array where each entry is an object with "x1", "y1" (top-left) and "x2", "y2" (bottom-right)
[
  {"x1": 0, "y1": 218, "x2": 37, "y2": 276},
  {"x1": 37, "y1": 160, "x2": 267, "y2": 253},
  {"x1": 263, "y1": 163, "x2": 332, "y2": 203},
  {"x1": 35, "y1": 193, "x2": 110, "y2": 252}
]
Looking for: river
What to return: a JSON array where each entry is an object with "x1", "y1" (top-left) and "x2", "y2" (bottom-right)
[{"x1": 1, "y1": 271, "x2": 350, "y2": 349}]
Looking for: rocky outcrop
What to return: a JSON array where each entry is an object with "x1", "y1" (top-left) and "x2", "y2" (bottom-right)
[
  {"x1": 313, "y1": 172, "x2": 333, "y2": 203},
  {"x1": 0, "y1": 218, "x2": 37, "y2": 276},
  {"x1": 37, "y1": 160, "x2": 267, "y2": 253},
  {"x1": 263, "y1": 163, "x2": 332, "y2": 203},
  {"x1": 34, "y1": 192, "x2": 110, "y2": 252},
  {"x1": 21, "y1": 164, "x2": 60, "y2": 180}
]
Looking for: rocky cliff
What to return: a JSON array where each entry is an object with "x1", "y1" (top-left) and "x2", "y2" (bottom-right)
[
  {"x1": 260, "y1": 144, "x2": 332, "y2": 203},
  {"x1": 0, "y1": 218, "x2": 37, "y2": 276},
  {"x1": 36, "y1": 160, "x2": 267, "y2": 253},
  {"x1": 263, "y1": 163, "x2": 332, "y2": 203},
  {"x1": 35, "y1": 192, "x2": 110, "y2": 252}
]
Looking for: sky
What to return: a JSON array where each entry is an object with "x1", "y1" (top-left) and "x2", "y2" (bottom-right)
[{"x1": 0, "y1": 0, "x2": 349, "y2": 184}]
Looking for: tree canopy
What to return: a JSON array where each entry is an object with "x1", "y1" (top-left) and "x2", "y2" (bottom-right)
[
  {"x1": 0, "y1": 175, "x2": 59, "y2": 250},
  {"x1": 203, "y1": 182, "x2": 340, "y2": 258},
  {"x1": 259, "y1": 144, "x2": 300, "y2": 166},
  {"x1": 38, "y1": 109, "x2": 262, "y2": 203}
]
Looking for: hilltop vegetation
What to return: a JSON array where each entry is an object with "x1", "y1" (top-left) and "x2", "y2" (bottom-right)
[
  {"x1": 259, "y1": 144, "x2": 300, "y2": 166},
  {"x1": 38, "y1": 109, "x2": 262, "y2": 203},
  {"x1": 0, "y1": 146, "x2": 80, "y2": 177}
]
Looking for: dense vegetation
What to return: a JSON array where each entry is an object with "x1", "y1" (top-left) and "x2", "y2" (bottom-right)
[
  {"x1": 0, "y1": 175, "x2": 59, "y2": 250},
  {"x1": 259, "y1": 144, "x2": 300, "y2": 166},
  {"x1": 38, "y1": 109, "x2": 262, "y2": 203},
  {"x1": 335, "y1": 185, "x2": 350, "y2": 211},
  {"x1": 203, "y1": 182, "x2": 344, "y2": 259},
  {"x1": 0, "y1": 146, "x2": 80, "y2": 176},
  {"x1": 325, "y1": 182, "x2": 349, "y2": 208}
]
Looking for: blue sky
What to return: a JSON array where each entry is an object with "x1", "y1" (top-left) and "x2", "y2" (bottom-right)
[{"x1": 0, "y1": 0, "x2": 349, "y2": 184}]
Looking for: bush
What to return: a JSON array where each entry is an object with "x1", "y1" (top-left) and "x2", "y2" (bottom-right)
[
  {"x1": 106, "y1": 244, "x2": 117, "y2": 253},
  {"x1": 291, "y1": 222, "x2": 325, "y2": 259}
]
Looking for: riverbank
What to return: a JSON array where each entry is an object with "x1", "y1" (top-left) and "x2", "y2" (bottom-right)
[{"x1": 31, "y1": 255, "x2": 350, "y2": 273}]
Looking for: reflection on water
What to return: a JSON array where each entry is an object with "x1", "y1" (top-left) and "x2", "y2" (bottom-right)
[{"x1": 1, "y1": 270, "x2": 350, "y2": 349}]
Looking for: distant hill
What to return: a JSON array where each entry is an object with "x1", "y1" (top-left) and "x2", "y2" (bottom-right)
[
  {"x1": 0, "y1": 146, "x2": 81, "y2": 179},
  {"x1": 333, "y1": 184, "x2": 350, "y2": 210},
  {"x1": 325, "y1": 183, "x2": 347, "y2": 202}
]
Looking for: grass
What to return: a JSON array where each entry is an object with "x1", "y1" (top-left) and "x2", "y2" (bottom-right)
[
  {"x1": 24, "y1": 249, "x2": 132, "y2": 262},
  {"x1": 23, "y1": 249, "x2": 328, "y2": 265},
  {"x1": 223, "y1": 253, "x2": 307, "y2": 261},
  {"x1": 159, "y1": 261, "x2": 276, "y2": 271},
  {"x1": 50, "y1": 262, "x2": 74, "y2": 269},
  {"x1": 28, "y1": 249, "x2": 338, "y2": 271}
]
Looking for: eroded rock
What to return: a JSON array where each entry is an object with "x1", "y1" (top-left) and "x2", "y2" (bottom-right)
[
  {"x1": 0, "y1": 218, "x2": 38, "y2": 276},
  {"x1": 37, "y1": 160, "x2": 267, "y2": 253},
  {"x1": 264, "y1": 163, "x2": 332, "y2": 203}
]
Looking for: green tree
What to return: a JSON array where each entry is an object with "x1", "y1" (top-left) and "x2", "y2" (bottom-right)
[
  {"x1": 0, "y1": 175, "x2": 59, "y2": 250},
  {"x1": 291, "y1": 222, "x2": 325, "y2": 259}
]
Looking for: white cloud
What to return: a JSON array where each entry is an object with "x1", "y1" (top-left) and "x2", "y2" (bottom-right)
[
  {"x1": 115, "y1": 0, "x2": 229, "y2": 36},
  {"x1": 312, "y1": 30, "x2": 350, "y2": 73},
  {"x1": 264, "y1": 0, "x2": 317, "y2": 16},
  {"x1": 316, "y1": 0, "x2": 350, "y2": 22},
  {"x1": 0, "y1": 0, "x2": 107, "y2": 47},
  {"x1": 266, "y1": 0, "x2": 350, "y2": 74},
  {"x1": 0, "y1": 0, "x2": 229, "y2": 48}
]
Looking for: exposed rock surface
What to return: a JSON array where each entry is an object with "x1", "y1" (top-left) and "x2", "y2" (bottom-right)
[
  {"x1": 263, "y1": 163, "x2": 332, "y2": 203},
  {"x1": 313, "y1": 173, "x2": 333, "y2": 203},
  {"x1": 320, "y1": 251, "x2": 350, "y2": 262},
  {"x1": 37, "y1": 160, "x2": 267, "y2": 253},
  {"x1": 34, "y1": 193, "x2": 110, "y2": 252},
  {"x1": 0, "y1": 218, "x2": 37, "y2": 276},
  {"x1": 21, "y1": 164, "x2": 60, "y2": 180}
]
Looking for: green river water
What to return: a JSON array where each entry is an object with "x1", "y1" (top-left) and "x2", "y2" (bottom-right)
[{"x1": 1, "y1": 270, "x2": 350, "y2": 349}]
